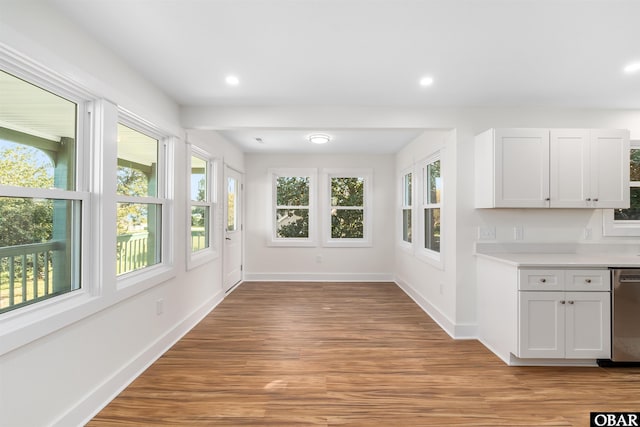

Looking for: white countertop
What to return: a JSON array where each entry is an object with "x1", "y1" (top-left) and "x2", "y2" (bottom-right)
[{"x1": 475, "y1": 251, "x2": 640, "y2": 268}]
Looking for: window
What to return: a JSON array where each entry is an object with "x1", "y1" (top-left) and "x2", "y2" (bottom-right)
[
  {"x1": 324, "y1": 169, "x2": 372, "y2": 247},
  {"x1": 269, "y1": 168, "x2": 316, "y2": 246},
  {"x1": 0, "y1": 69, "x2": 85, "y2": 314},
  {"x1": 604, "y1": 141, "x2": 640, "y2": 236},
  {"x1": 420, "y1": 155, "x2": 442, "y2": 258},
  {"x1": 188, "y1": 146, "x2": 217, "y2": 268},
  {"x1": 402, "y1": 171, "x2": 413, "y2": 244},
  {"x1": 116, "y1": 122, "x2": 166, "y2": 276}
]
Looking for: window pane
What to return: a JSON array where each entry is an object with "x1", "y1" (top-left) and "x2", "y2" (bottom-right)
[
  {"x1": 276, "y1": 177, "x2": 309, "y2": 206},
  {"x1": 427, "y1": 160, "x2": 441, "y2": 204},
  {"x1": 0, "y1": 197, "x2": 81, "y2": 313},
  {"x1": 403, "y1": 209, "x2": 412, "y2": 243},
  {"x1": 331, "y1": 177, "x2": 364, "y2": 207},
  {"x1": 425, "y1": 208, "x2": 441, "y2": 252},
  {"x1": 614, "y1": 187, "x2": 640, "y2": 220},
  {"x1": 191, "y1": 206, "x2": 209, "y2": 252},
  {"x1": 117, "y1": 124, "x2": 158, "y2": 197},
  {"x1": 331, "y1": 209, "x2": 364, "y2": 238},
  {"x1": 191, "y1": 156, "x2": 207, "y2": 202},
  {"x1": 0, "y1": 70, "x2": 77, "y2": 191},
  {"x1": 276, "y1": 209, "x2": 309, "y2": 238},
  {"x1": 227, "y1": 177, "x2": 237, "y2": 231},
  {"x1": 404, "y1": 173, "x2": 412, "y2": 206},
  {"x1": 631, "y1": 149, "x2": 640, "y2": 182},
  {"x1": 116, "y1": 203, "x2": 161, "y2": 275}
]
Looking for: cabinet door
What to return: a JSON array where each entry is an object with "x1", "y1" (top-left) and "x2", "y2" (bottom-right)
[
  {"x1": 565, "y1": 292, "x2": 611, "y2": 359},
  {"x1": 549, "y1": 129, "x2": 590, "y2": 208},
  {"x1": 518, "y1": 291, "x2": 564, "y2": 358},
  {"x1": 494, "y1": 129, "x2": 549, "y2": 208},
  {"x1": 590, "y1": 129, "x2": 630, "y2": 208}
]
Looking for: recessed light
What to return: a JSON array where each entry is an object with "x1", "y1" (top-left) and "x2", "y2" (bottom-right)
[
  {"x1": 225, "y1": 75, "x2": 240, "y2": 86},
  {"x1": 308, "y1": 134, "x2": 331, "y2": 144},
  {"x1": 623, "y1": 62, "x2": 640, "y2": 74},
  {"x1": 419, "y1": 76, "x2": 434, "y2": 87}
]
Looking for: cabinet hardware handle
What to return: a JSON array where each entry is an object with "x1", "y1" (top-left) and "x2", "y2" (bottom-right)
[
  {"x1": 545, "y1": 198, "x2": 550, "y2": 201},
  {"x1": 560, "y1": 300, "x2": 566, "y2": 304},
  {"x1": 568, "y1": 301, "x2": 574, "y2": 304},
  {"x1": 586, "y1": 198, "x2": 591, "y2": 201},
  {"x1": 540, "y1": 278, "x2": 547, "y2": 283},
  {"x1": 593, "y1": 198, "x2": 599, "y2": 202},
  {"x1": 585, "y1": 279, "x2": 592, "y2": 283}
]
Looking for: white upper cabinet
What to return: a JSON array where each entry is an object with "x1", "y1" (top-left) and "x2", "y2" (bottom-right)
[{"x1": 475, "y1": 128, "x2": 629, "y2": 208}]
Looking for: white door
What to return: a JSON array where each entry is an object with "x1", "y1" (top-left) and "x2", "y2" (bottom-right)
[
  {"x1": 549, "y1": 129, "x2": 590, "y2": 207},
  {"x1": 565, "y1": 291, "x2": 611, "y2": 359},
  {"x1": 589, "y1": 129, "x2": 630, "y2": 208},
  {"x1": 223, "y1": 166, "x2": 243, "y2": 292},
  {"x1": 494, "y1": 128, "x2": 550, "y2": 208},
  {"x1": 518, "y1": 291, "x2": 565, "y2": 358}
]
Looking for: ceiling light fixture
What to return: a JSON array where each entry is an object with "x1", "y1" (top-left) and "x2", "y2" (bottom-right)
[
  {"x1": 623, "y1": 62, "x2": 640, "y2": 74},
  {"x1": 225, "y1": 75, "x2": 240, "y2": 85},
  {"x1": 419, "y1": 76, "x2": 434, "y2": 87},
  {"x1": 308, "y1": 134, "x2": 331, "y2": 144}
]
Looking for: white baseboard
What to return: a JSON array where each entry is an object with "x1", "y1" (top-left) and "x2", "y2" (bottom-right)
[
  {"x1": 394, "y1": 276, "x2": 477, "y2": 340},
  {"x1": 53, "y1": 289, "x2": 226, "y2": 427},
  {"x1": 243, "y1": 272, "x2": 394, "y2": 282}
]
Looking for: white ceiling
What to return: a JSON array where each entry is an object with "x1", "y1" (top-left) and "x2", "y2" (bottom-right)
[{"x1": 47, "y1": 0, "x2": 640, "y2": 152}]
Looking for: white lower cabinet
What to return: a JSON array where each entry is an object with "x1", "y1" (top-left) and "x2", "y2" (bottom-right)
[
  {"x1": 476, "y1": 258, "x2": 612, "y2": 365},
  {"x1": 518, "y1": 290, "x2": 611, "y2": 359}
]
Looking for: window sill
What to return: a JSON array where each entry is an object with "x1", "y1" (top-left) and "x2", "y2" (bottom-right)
[
  {"x1": 268, "y1": 239, "x2": 318, "y2": 248},
  {"x1": 187, "y1": 248, "x2": 220, "y2": 270},
  {"x1": 323, "y1": 239, "x2": 373, "y2": 248},
  {"x1": 416, "y1": 250, "x2": 444, "y2": 270}
]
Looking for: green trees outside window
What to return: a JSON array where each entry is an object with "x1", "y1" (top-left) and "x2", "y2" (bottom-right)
[
  {"x1": 614, "y1": 148, "x2": 640, "y2": 220},
  {"x1": 330, "y1": 177, "x2": 365, "y2": 239},
  {"x1": 275, "y1": 176, "x2": 310, "y2": 238}
]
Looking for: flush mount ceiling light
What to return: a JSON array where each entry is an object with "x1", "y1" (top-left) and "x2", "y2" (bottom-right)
[
  {"x1": 225, "y1": 75, "x2": 240, "y2": 86},
  {"x1": 308, "y1": 134, "x2": 331, "y2": 144},
  {"x1": 623, "y1": 62, "x2": 640, "y2": 74},
  {"x1": 419, "y1": 76, "x2": 434, "y2": 87}
]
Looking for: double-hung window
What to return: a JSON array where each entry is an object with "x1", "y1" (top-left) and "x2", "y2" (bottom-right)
[
  {"x1": 0, "y1": 68, "x2": 87, "y2": 314},
  {"x1": 324, "y1": 169, "x2": 372, "y2": 247},
  {"x1": 270, "y1": 168, "x2": 316, "y2": 246},
  {"x1": 604, "y1": 141, "x2": 640, "y2": 236},
  {"x1": 188, "y1": 146, "x2": 217, "y2": 268},
  {"x1": 420, "y1": 155, "x2": 442, "y2": 259},
  {"x1": 116, "y1": 121, "x2": 167, "y2": 276},
  {"x1": 402, "y1": 170, "x2": 413, "y2": 244}
]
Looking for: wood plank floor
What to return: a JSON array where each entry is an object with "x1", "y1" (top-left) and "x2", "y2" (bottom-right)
[{"x1": 88, "y1": 282, "x2": 640, "y2": 426}]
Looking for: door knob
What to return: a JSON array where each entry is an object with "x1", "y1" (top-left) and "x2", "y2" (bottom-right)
[{"x1": 225, "y1": 237, "x2": 231, "y2": 240}]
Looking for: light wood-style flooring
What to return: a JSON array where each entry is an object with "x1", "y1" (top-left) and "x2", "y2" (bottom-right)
[{"x1": 89, "y1": 282, "x2": 640, "y2": 426}]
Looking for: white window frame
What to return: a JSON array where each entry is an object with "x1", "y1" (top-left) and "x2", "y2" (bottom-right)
[
  {"x1": 268, "y1": 168, "x2": 317, "y2": 247},
  {"x1": 115, "y1": 111, "x2": 175, "y2": 290},
  {"x1": 603, "y1": 140, "x2": 640, "y2": 236},
  {"x1": 417, "y1": 153, "x2": 443, "y2": 268},
  {"x1": 399, "y1": 167, "x2": 414, "y2": 250},
  {"x1": 0, "y1": 48, "x2": 95, "y2": 355},
  {"x1": 322, "y1": 168, "x2": 373, "y2": 248},
  {"x1": 187, "y1": 144, "x2": 219, "y2": 269}
]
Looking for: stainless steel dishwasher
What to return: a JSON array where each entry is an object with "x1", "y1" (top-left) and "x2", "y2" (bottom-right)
[{"x1": 611, "y1": 269, "x2": 640, "y2": 362}]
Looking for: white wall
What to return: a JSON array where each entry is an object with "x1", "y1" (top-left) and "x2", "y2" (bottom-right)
[
  {"x1": 0, "y1": 3, "x2": 243, "y2": 426},
  {"x1": 244, "y1": 153, "x2": 395, "y2": 281},
  {"x1": 184, "y1": 105, "x2": 640, "y2": 338}
]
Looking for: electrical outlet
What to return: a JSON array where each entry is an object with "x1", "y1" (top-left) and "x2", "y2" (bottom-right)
[
  {"x1": 584, "y1": 228, "x2": 592, "y2": 240},
  {"x1": 514, "y1": 226, "x2": 524, "y2": 241},
  {"x1": 156, "y1": 299, "x2": 164, "y2": 316},
  {"x1": 477, "y1": 226, "x2": 496, "y2": 240}
]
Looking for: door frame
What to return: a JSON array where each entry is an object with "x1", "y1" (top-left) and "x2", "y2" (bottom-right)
[{"x1": 223, "y1": 164, "x2": 244, "y2": 292}]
